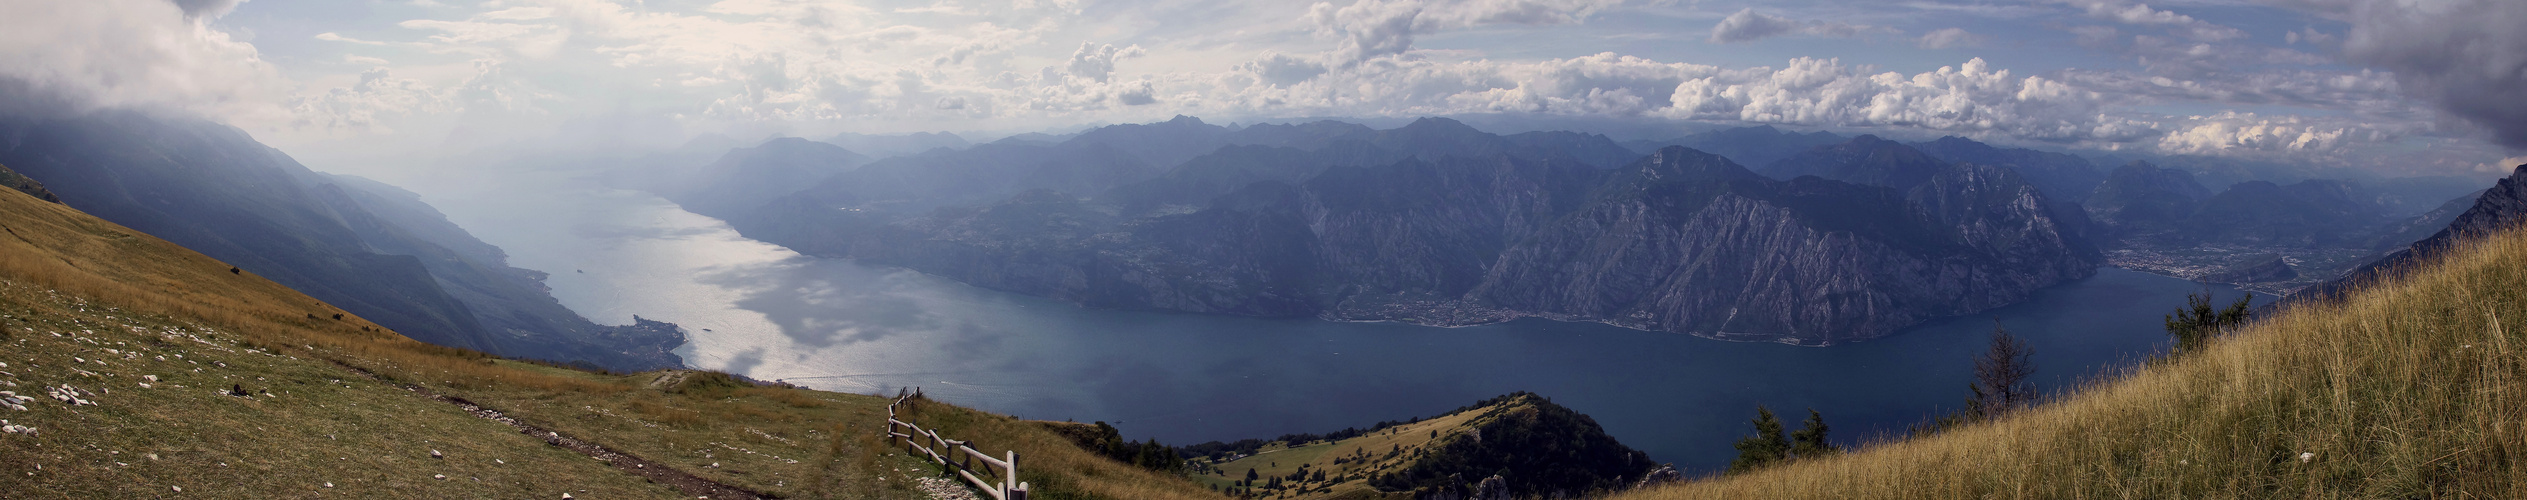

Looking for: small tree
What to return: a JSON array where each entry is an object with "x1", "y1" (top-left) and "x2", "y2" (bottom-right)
[
  {"x1": 1789, "y1": 408, "x2": 1838, "y2": 459},
  {"x1": 2166, "y1": 290, "x2": 2253, "y2": 355},
  {"x1": 1727, "y1": 406, "x2": 1790, "y2": 474},
  {"x1": 1969, "y1": 320, "x2": 2036, "y2": 421}
]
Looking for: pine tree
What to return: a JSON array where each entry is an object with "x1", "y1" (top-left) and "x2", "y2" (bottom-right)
[
  {"x1": 2165, "y1": 290, "x2": 2253, "y2": 355},
  {"x1": 1969, "y1": 320, "x2": 2037, "y2": 420},
  {"x1": 1727, "y1": 406, "x2": 1790, "y2": 474},
  {"x1": 1789, "y1": 408, "x2": 1838, "y2": 459}
]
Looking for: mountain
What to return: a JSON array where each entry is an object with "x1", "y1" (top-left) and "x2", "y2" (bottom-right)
[
  {"x1": 1911, "y1": 136, "x2": 2106, "y2": 202},
  {"x1": 2298, "y1": 164, "x2": 2527, "y2": 301},
  {"x1": 2181, "y1": 179, "x2": 2389, "y2": 247},
  {"x1": 1760, "y1": 135, "x2": 1952, "y2": 189},
  {"x1": 2367, "y1": 188, "x2": 2486, "y2": 252},
  {"x1": 1181, "y1": 392, "x2": 1655, "y2": 499},
  {"x1": 2084, "y1": 161, "x2": 2213, "y2": 243},
  {"x1": 1624, "y1": 125, "x2": 1846, "y2": 168},
  {"x1": 0, "y1": 110, "x2": 680, "y2": 370},
  {"x1": 0, "y1": 183, "x2": 1224, "y2": 499},
  {"x1": 820, "y1": 130, "x2": 970, "y2": 158},
  {"x1": 651, "y1": 137, "x2": 872, "y2": 219},
  {"x1": 732, "y1": 133, "x2": 2098, "y2": 343}
]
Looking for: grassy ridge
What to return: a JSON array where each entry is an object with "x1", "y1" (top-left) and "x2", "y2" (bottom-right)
[
  {"x1": 1622, "y1": 223, "x2": 2527, "y2": 498},
  {"x1": 0, "y1": 177, "x2": 1222, "y2": 498}
]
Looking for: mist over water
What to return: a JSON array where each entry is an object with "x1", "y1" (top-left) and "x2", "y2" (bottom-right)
[{"x1": 384, "y1": 161, "x2": 2263, "y2": 473}]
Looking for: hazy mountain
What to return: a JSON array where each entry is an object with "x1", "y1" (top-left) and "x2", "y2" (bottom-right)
[
  {"x1": 2368, "y1": 189, "x2": 2487, "y2": 252},
  {"x1": 2084, "y1": 161, "x2": 2213, "y2": 243},
  {"x1": 653, "y1": 137, "x2": 871, "y2": 219},
  {"x1": 0, "y1": 110, "x2": 682, "y2": 370},
  {"x1": 1624, "y1": 125, "x2": 1846, "y2": 168},
  {"x1": 2182, "y1": 179, "x2": 2390, "y2": 247},
  {"x1": 1911, "y1": 136, "x2": 2106, "y2": 202},
  {"x1": 1760, "y1": 135, "x2": 1952, "y2": 189},
  {"x1": 820, "y1": 131, "x2": 969, "y2": 158},
  {"x1": 2299, "y1": 165, "x2": 2527, "y2": 301}
]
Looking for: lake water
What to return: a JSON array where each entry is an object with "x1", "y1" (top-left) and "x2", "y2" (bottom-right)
[{"x1": 379, "y1": 161, "x2": 2263, "y2": 473}]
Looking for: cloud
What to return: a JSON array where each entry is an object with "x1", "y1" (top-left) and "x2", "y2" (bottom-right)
[
  {"x1": 1065, "y1": 42, "x2": 1145, "y2": 83},
  {"x1": 1307, "y1": 0, "x2": 1619, "y2": 64},
  {"x1": 1661, "y1": 57, "x2": 2158, "y2": 143},
  {"x1": 1707, "y1": 8, "x2": 1886, "y2": 44},
  {"x1": 0, "y1": 0, "x2": 280, "y2": 119},
  {"x1": 1917, "y1": 28, "x2": 1986, "y2": 49},
  {"x1": 2071, "y1": 1, "x2": 2245, "y2": 41},
  {"x1": 2325, "y1": 0, "x2": 2527, "y2": 149}
]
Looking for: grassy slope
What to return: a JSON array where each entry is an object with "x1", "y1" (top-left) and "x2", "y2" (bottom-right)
[
  {"x1": 1185, "y1": 396, "x2": 1523, "y2": 500},
  {"x1": 1623, "y1": 222, "x2": 2527, "y2": 498},
  {"x1": 0, "y1": 180, "x2": 1222, "y2": 499}
]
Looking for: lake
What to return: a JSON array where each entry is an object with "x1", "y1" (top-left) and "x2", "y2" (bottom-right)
[{"x1": 377, "y1": 160, "x2": 2263, "y2": 473}]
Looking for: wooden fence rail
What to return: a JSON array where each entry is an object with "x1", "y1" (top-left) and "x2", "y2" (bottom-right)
[{"x1": 886, "y1": 389, "x2": 1029, "y2": 500}]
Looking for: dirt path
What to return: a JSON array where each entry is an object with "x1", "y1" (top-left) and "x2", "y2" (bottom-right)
[{"x1": 332, "y1": 362, "x2": 777, "y2": 499}]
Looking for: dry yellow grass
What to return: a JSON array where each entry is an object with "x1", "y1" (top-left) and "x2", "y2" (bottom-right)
[{"x1": 1622, "y1": 224, "x2": 2527, "y2": 498}]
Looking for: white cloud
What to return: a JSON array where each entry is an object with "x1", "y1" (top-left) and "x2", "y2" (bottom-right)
[
  {"x1": 0, "y1": 0, "x2": 281, "y2": 119},
  {"x1": 1917, "y1": 27, "x2": 1985, "y2": 49},
  {"x1": 1307, "y1": 0, "x2": 1619, "y2": 64},
  {"x1": 1707, "y1": 8, "x2": 1887, "y2": 44},
  {"x1": 1065, "y1": 42, "x2": 1144, "y2": 83},
  {"x1": 2071, "y1": 1, "x2": 2245, "y2": 41},
  {"x1": 1661, "y1": 57, "x2": 2158, "y2": 144}
]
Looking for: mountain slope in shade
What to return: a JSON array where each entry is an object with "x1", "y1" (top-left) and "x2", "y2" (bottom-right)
[
  {"x1": 1624, "y1": 125, "x2": 1846, "y2": 168},
  {"x1": 2298, "y1": 164, "x2": 2527, "y2": 301},
  {"x1": 0, "y1": 110, "x2": 681, "y2": 370}
]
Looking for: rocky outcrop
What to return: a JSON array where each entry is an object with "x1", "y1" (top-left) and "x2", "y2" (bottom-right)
[{"x1": 0, "y1": 163, "x2": 57, "y2": 203}]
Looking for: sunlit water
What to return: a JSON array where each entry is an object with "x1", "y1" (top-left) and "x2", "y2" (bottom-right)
[{"x1": 383, "y1": 163, "x2": 2262, "y2": 472}]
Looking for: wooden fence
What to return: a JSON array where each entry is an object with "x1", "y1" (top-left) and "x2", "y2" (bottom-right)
[{"x1": 886, "y1": 390, "x2": 1029, "y2": 500}]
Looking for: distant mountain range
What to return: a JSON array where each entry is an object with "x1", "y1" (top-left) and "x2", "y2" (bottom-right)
[
  {"x1": 0, "y1": 110, "x2": 683, "y2": 371},
  {"x1": 667, "y1": 117, "x2": 2099, "y2": 344}
]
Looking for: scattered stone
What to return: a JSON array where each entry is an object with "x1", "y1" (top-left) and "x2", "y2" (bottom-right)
[
  {"x1": 431, "y1": 449, "x2": 444, "y2": 459},
  {"x1": 2299, "y1": 452, "x2": 2316, "y2": 463},
  {"x1": 323, "y1": 482, "x2": 333, "y2": 488},
  {"x1": 172, "y1": 486, "x2": 181, "y2": 492},
  {"x1": 142, "y1": 375, "x2": 158, "y2": 382},
  {"x1": 435, "y1": 474, "x2": 447, "y2": 480}
]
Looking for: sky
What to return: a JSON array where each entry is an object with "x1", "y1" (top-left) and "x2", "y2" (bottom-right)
[{"x1": 5, "y1": 0, "x2": 2527, "y2": 176}]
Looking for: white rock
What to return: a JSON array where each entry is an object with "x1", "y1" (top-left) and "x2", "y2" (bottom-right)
[
  {"x1": 434, "y1": 474, "x2": 447, "y2": 480},
  {"x1": 2299, "y1": 452, "x2": 2316, "y2": 463}
]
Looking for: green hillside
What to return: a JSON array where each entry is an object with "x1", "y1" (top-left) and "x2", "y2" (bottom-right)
[
  {"x1": 0, "y1": 173, "x2": 1221, "y2": 498},
  {"x1": 1620, "y1": 218, "x2": 2527, "y2": 497}
]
